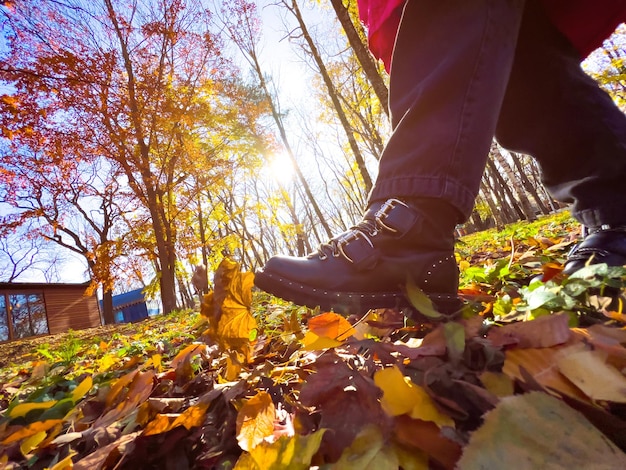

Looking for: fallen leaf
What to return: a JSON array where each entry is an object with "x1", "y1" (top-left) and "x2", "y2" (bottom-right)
[
  {"x1": 406, "y1": 278, "x2": 442, "y2": 319},
  {"x1": 235, "y1": 429, "x2": 326, "y2": 470},
  {"x1": 236, "y1": 391, "x2": 276, "y2": 452},
  {"x1": 503, "y1": 347, "x2": 589, "y2": 401},
  {"x1": 374, "y1": 366, "x2": 454, "y2": 428},
  {"x1": 72, "y1": 432, "x2": 140, "y2": 470},
  {"x1": 457, "y1": 392, "x2": 626, "y2": 469},
  {"x1": 394, "y1": 416, "x2": 462, "y2": 470},
  {"x1": 8, "y1": 401, "x2": 57, "y2": 419},
  {"x1": 171, "y1": 402, "x2": 209, "y2": 430},
  {"x1": 299, "y1": 353, "x2": 392, "y2": 462},
  {"x1": 334, "y1": 424, "x2": 398, "y2": 470},
  {"x1": 1, "y1": 420, "x2": 63, "y2": 445},
  {"x1": 300, "y1": 331, "x2": 342, "y2": 351},
  {"x1": 307, "y1": 312, "x2": 355, "y2": 341},
  {"x1": 556, "y1": 348, "x2": 626, "y2": 403},
  {"x1": 71, "y1": 376, "x2": 93, "y2": 403},
  {"x1": 19, "y1": 430, "x2": 46, "y2": 456},
  {"x1": 48, "y1": 452, "x2": 76, "y2": 470},
  {"x1": 479, "y1": 371, "x2": 514, "y2": 398},
  {"x1": 488, "y1": 313, "x2": 571, "y2": 348},
  {"x1": 443, "y1": 322, "x2": 465, "y2": 363},
  {"x1": 142, "y1": 414, "x2": 174, "y2": 436}
]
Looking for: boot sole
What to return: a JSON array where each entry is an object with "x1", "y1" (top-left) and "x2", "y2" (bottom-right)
[{"x1": 254, "y1": 270, "x2": 461, "y2": 316}]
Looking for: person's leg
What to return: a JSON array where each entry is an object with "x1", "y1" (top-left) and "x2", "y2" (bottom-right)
[
  {"x1": 495, "y1": 0, "x2": 626, "y2": 272},
  {"x1": 370, "y1": 0, "x2": 524, "y2": 218},
  {"x1": 254, "y1": 0, "x2": 525, "y2": 313}
]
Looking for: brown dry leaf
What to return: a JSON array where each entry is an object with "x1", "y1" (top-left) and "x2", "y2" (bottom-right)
[
  {"x1": 393, "y1": 416, "x2": 462, "y2": 470},
  {"x1": 307, "y1": 312, "x2": 355, "y2": 341},
  {"x1": 73, "y1": 432, "x2": 140, "y2": 470},
  {"x1": 299, "y1": 352, "x2": 392, "y2": 462},
  {"x1": 503, "y1": 347, "x2": 589, "y2": 401},
  {"x1": 236, "y1": 391, "x2": 276, "y2": 452},
  {"x1": 488, "y1": 313, "x2": 571, "y2": 349},
  {"x1": 457, "y1": 392, "x2": 626, "y2": 469},
  {"x1": 556, "y1": 347, "x2": 626, "y2": 403}
]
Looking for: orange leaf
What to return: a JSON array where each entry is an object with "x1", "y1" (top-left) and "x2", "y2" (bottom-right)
[
  {"x1": 2, "y1": 420, "x2": 63, "y2": 445},
  {"x1": 394, "y1": 416, "x2": 461, "y2": 470},
  {"x1": 307, "y1": 312, "x2": 355, "y2": 341},
  {"x1": 171, "y1": 402, "x2": 209, "y2": 430},
  {"x1": 236, "y1": 391, "x2": 275, "y2": 452},
  {"x1": 105, "y1": 370, "x2": 138, "y2": 408},
  {"x1": 143, "y1": 414, "x2": 174, "y2": 436},
  {"x1": 170, "y1": 343, "x2": 207, "y2": 369}
]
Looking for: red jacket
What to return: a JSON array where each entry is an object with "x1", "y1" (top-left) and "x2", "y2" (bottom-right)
[{"x1": 357, "y1": 0, "x2": 626, "y2": 71}]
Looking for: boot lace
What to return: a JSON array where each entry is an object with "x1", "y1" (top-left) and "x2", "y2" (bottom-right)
[{"x1": 316, "y1": 199, "x2": 406, "y2": 262}]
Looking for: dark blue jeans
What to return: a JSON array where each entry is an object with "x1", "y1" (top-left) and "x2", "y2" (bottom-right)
[{"x1": 369, "y1": 0, "x2": 626, "y2": 228}]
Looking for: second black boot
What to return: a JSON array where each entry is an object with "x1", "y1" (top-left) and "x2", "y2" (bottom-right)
[{"x1": 254, "y1": 198, "x2": 461, "y2": 315}]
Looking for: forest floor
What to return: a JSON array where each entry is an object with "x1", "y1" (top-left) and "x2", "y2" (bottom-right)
[{"x1": 1, "y1": 211, "x2": 626, "y2": 469}]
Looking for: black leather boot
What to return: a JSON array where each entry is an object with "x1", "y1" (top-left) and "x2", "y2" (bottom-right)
[
  {"x1": 564, "y1": 225, "x2": 626, "y2": 274},
  {"x1": 254, "y1": 198, "x2": 461, "y2": 314}
]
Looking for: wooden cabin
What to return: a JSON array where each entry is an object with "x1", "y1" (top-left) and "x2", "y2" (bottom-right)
[{"x1": 0, "y1": 282, "x2": 101, "y2": 342}]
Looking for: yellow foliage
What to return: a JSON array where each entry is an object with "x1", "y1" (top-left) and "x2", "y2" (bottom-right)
[{"x1": 374, "y1": 366, "x2": 454, "y2": 428}]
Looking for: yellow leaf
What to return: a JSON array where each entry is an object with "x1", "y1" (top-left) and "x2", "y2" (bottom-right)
[
  {"x1": 48, "y1": 452, "x2": 76, "y2": 470},
  {"x1": 236, "y1": 391, "x2": 275, "y2": 452},
  {"x1": 20, "y1": 431, "x2": 46, "y2": 456},
  {"x1": 237, "y1": 429, "x2": 327, "y2": 470},
  {"x1": 480, "y1": 372, "x2": 514, "y2": 398},
  {"x1": 2, "y1": 420, "x2": 63, "y2": 445},
  {"x1": 71, "y1": 376, "x2": 92, "y2": 403},
  {"x1": 98, "y1": 354, "x2": 118, "y2": 372},
  {"x1": 300, "y1": 331, "x2": 342, "y2": 351},
  {"x1": 335, "y1": 425, "x2": 398, "y2": 470},
  {"x1": 556, "y1": 349, "x2": 626, "y2": 403},
  {"x1": 171, "y1": 402, "x2": 209, "y2": 430},
  {"x1": 218, "y1": 306, "x2": 258, "y2": 342},
  {"x1": 225, "y1": 352, "x2": 243, "y2": 382},
  {"x1": 151, "y1": 353, "x2": 162, "y2": 372},
  {"x1": 374, "y1": 366, "x2": 454, "y2": 428},
  {"x1": 307, "y1": 312, "x2": 355, "y2": 341},
  {"x1": 9, "y1": 401, "x2": 57, "y2": 419}
]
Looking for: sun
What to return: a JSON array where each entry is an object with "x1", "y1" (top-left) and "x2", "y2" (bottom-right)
[{"x1": 265, "y1": 152, "x2": 296, "y2": 183}]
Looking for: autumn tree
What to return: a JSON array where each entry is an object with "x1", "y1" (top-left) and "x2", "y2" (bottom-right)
[{"x1": 0, "y1": 0, "x2": 270, "y2": 313}]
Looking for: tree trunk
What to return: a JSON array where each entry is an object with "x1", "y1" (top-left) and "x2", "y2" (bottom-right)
[
  {"x1": 491, "y1": 147, "x2": 536, "y2": 221},
  {"x1": 486, "y1": 157, "x2": 525, "y2": 221},
  {"x1": 287, "y1": 0, "x2": 373, "y2": 193},
  {"x1": 101, "y1": 287, "x2": 115, "y2": 325},
  {"x1": 509, "y1": 152, "x2": 550, "y2": 215},
  {"x1": 328, "y1": 0, "x2": 389, "y2": 114}
]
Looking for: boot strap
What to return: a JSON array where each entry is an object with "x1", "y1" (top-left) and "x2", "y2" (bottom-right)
[{"x1": 319, "y1": 199, "x2": 420, "y2": 269}]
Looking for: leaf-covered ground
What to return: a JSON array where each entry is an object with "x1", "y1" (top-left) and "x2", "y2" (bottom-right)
[{"x1": 2, "y1": 211, "x2": 626, "y2": 469}]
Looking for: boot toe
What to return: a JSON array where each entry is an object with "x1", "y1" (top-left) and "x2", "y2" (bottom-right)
[{"x1": 564, "y1": 228, "x2": 626, "y2": 275}]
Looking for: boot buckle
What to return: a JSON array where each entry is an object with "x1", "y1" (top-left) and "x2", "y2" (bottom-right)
[{"x1": 374, "y1": 199, "x2": 419, "y2": 235}]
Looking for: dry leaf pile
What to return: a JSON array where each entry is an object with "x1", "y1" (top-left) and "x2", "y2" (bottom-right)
[{"x1": 2, "y1": 230, "x2": 626, "y2": 468}]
